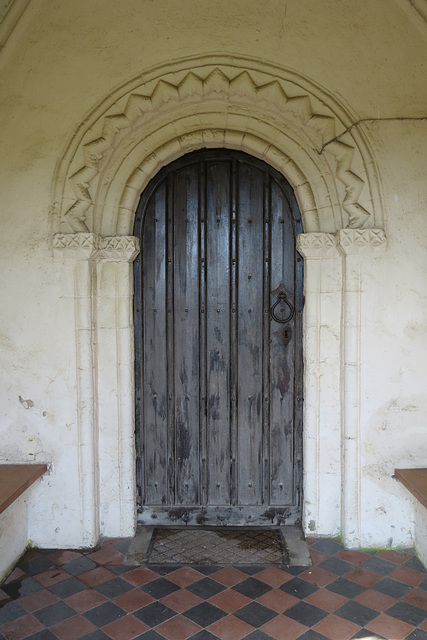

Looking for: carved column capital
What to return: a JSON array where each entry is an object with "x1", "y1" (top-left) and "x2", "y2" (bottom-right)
[
  {"x1": 53, "y1": 233, "x2": 99, "y2": 260},
  {"x1": 98, "y1": 236, "x2": 140, "y2": 263},
  {"x1": 53, "y1": 234, "x2": 140, "y2": 262},
  {"x1": 336, "y1": 229, "x2": 387, "y2": 256},
  {"x1": 296, "y1": 233, "x2": 339, "y2": 259}
]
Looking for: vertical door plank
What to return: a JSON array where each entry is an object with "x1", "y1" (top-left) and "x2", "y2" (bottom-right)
[
  {"x1": 206, "y1": 160, "x2": 231, "y2": 506},
  {"x1": 173, "y1": 166, "x2": 200, "y2": 505},
  {"x1": 236, "y1": 163, "x2": 264, "y2": 505},
  {"x1": 269, "y1": 180, "x2": 295, "y2": 505},
  {"x1": 142, "y1": 185, "x2": 169, "y2": 505}
]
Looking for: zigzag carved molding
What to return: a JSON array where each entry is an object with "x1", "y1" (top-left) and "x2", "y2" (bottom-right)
[{"x1": 63, "y1": 67, "x2": 372, "y2": 232}]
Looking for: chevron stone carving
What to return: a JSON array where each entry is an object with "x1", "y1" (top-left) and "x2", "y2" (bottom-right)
[
  {"x1": 53, "y1": 233, "x2": 139, "y2": 262},
  {"x1": 337, "y1": 229, "x2": 387, "y2": 255},
  {"x1": 62, "y1": 67, "x2": 373, "y2": 232}
]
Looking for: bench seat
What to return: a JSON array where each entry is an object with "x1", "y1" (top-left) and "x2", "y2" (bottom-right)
[{"x1": 395, "y1": 468, "x2": 427, "y2": 568}]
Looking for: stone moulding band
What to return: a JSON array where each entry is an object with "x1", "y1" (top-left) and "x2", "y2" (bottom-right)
[
  {"x1": 53, "y1": 233, "x2": 140, "y2": 262},
  {"x1": 54, "y1": 61, "x2": 381, "y2": 235}
]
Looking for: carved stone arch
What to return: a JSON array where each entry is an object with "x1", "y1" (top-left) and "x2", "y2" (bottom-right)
[
  {"x1": 52, "y1": 57, "x2": 387, "y2": 547},
  {"x1": 52, "y1": 57, "x2": 383, "y2": 237}
]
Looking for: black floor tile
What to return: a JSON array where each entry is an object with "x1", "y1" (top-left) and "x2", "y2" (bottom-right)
[
  {"x1": 351, "y1": 630, "x2": 386, "y2": 639},
  {"x1": 405, "y1": 557, "x2": 427, "y2": 573},
  {"x1": 94, "y1": 577, "x2": 134, "y2": 598},
  {"x1": 233, "y1": 601, "x2": 277, "y2": 627},
  {"x1": 48, "y1": 576, "x2": 88, "y2": 598},
  {"x1": 83, "y1": 601, "x2": 126, "y2": 627},
  {"x1": 231, "y1": 577, "x2": 272, "y2": 598},
  {"x1": 79, "y1": 631, "x2": 112, "y2": 640},
  {"x1": 186, "y1": 577, "x2": 226, "y2": 598},
  {"x1": 405, "y1": 630, "x2": 427, "y2": 640},
  {"x1": 0, "y1": 600, "x2": 27, "y2": 624},
  {"x1": 140, "y1": 577, "x2": 181, "y2": 599},
  {"x1": 244, "y1": 632, "x2": 276, "y2": 640},
  {"x1": 3, "y1": 576, "x2": 43, "y2": 599},
  {"x1": 279, "y1": 576, "x2": 318, "y2": 599},
  {"x1": 335, "y1": 601, "x2": 379, "y2": 626},
  {"x1": 33, "y1": 601, "x2": 76, "y2": 626},
  {"x1": 134, "y1": 601, "x2": 176, "y2": 626},
  {"x1": 112, "y1": 539, "x2": 132, "y2": 554},
  {"x1": 373, "y1": 576, "x2": 413, "y2": 599},
  {"x1": 183, "y1": 601, "x2": 227, "y2": 626},
  {"x1": 310, "y1": 539, "x2": 343, "y2": 555},
  {"x1": 136, "y1": 632, "x2": 168, "y2": 640},
  {"x1": 418, "y1": 578, "x2": 427, "y2": 591},
  {"x1": 298, "y1": 631, "x2": 330, "y2": 640},
  {"x1": 187, "y1": 631, "x2": 218, "y2": 640},
  {"x1": 326, "y1": 577, "x2": 366, "y2": 598},
  {"x1": 361, "y1": 556, "x2": 396, "y2": 575},
  {"x1": 318, "y1": 556, "x2": 355, "y2": 576},
  {"x1": 285, "y1": 601, "x2": 328, "y2": 626},
  {"x1": 23, "y1": 631, "x2": 58, "y2": 640},
  {"x1": 19, "y1": 556, "x2": 54, "y2": 576},
  {"x1": 62, "y1": 556, "x2": 97, "y2": 576},
  {"x1": 386, "y1": 601, "x2": 427, "y2": 626}
]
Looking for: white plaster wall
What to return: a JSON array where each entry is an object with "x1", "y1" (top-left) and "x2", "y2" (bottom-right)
[
  {"x1": 358, "y1": 121, "x2": 427, "y2": 548},
  {"x1": 0, "y1": 0, "x2": 425, "y2": 550}
]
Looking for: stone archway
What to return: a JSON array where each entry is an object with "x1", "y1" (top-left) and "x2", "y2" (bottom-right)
[{"x1": 53, "y1": 56, "x2": 386, "y2": 548}]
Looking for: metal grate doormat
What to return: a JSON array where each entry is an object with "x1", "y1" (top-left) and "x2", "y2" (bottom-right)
[{"x1": 147, "y1": 528, "x2": 286, "y2": 565}]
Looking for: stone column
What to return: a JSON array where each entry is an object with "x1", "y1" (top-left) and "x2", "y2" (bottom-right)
[
  {"x1": 53, "y1": 233, "x2": 100, "y2": 546},
  {"x1": 96, "y1": 237, "x2": 139, "y2": 537},
  {"x1": 53, "y1": 233, "x2": 139, "y2": 544},
  {"x1": 337, "y1": 229, "x2": 387, "y2": 547},
  {"x1": 296, "y1": 233, "x2": 342, "y2": 537}
]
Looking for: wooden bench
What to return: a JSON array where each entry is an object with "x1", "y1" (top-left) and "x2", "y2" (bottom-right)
[
  {"x1": 0, "y1": 463, "x2": 47, "y2": 582},
  {"x1": 395, "y1": 468, "x2": 427, "y2": 568}
]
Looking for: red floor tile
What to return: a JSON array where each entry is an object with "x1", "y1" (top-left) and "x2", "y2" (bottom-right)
[
  {"x1": 78, "y1": 565, "x2": 116, "y2": 586},
  {"x1": 208, "y1": 588, "x2": 251, "y2": 613},
  {"x1": 87, "y1": 545, "x2": 125, "y2": 565},
  {"x1": 114, "y1": 588, "x2": 155, "y2": 612},
  {"x1": 344, "y1": 566, "x2": 382, "y2": 587},
  {"x1": 48, "y1": 550, "x2": 83, "y2": 566},
  {"x1": 102, "y1": 614, "x2": 150, "y2": 640},
  {"x1": 161, "y1": 588, "x2": 203, "y2": 612},
  {"x1": 304, "y1": 589, "x2": 349, "y2": 613},
  {"x1": 19, "y1": 588, "x2": 60, "y2": 612},
  {"x1": 49, "y1": 614, "x2": 97, "y2": 640},
  {"x1": 0, "y1": 613, "x2": 44, "y2": 640},
  {"x1": 65, "y1": 588, "x2": 108, "y2": 612},
  {"x1": 254, "y1": 566, "x2": 293, "y2": 587},
  {"x1": 353, "y1": 588, "x2": 397, "y2": 612},
  {"x1": 335, "y1": 549, "x2": 372, "y2": 565},
  {"x1": 300, "y1": 566, "x2": 337, "y2": 587},
  {"x1": 209, "y1": 566, "x2": 248, "y2": 587},
  {"x1": 312, "y1": 613, "x2": 360, "y2": 640},
  {"x1": 388, "y1": 564, "x2": 426, "y2": 586},
  {"x1": 155, "y1": 614, "x2": 202, "y2": 640},
  {"x1": 207, "y1": 613, "x2": 254, "y2": 640},
  {"x1": 403, "y1": 588, "x2": 427, "y2": 610},
  {"x1": 122, "y1": 565, "x2": 159, "y2": 586},
  {"x1": 256, "y1": 588, "x2": 299, "y2": 612},
  {"x1": 309, "y1": 548, "x2": 329, "y2": 564},
  {"x1": 261, "y1": 614, "x2": 308, "y2": 640},
  {"x1": 33, "y1": 568, "x2": 70, "y2": 587},
  {"x1": 366, "y1": 612, "x2": 414, "y2": 639},
  {"x1": 3, "y1": 567, "x2": 26, "y2": 585},
  {"x1": 166, "y1": 566, "x2": 205, "y2": 587},
  {"x1": 376, "y1": 549, "x2": 415, "y2": 564}
]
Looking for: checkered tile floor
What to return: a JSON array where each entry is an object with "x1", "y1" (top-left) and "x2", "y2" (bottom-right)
[{"x1": 1, "y1": 536, "x2": 427, "y2": 640}]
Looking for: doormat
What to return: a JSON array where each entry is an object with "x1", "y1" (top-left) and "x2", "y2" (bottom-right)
[{"x1": 147, "y1": 528, "x2": 286, "y2": 565}]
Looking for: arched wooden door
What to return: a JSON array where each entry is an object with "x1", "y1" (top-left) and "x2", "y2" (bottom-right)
[{"x1": 134, "y1": 149, "x2": 303, "y2": 526}]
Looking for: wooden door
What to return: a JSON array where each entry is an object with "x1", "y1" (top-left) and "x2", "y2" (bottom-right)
[{"x1": 134, "y1": 149, "x2": 303, "y2": 526}]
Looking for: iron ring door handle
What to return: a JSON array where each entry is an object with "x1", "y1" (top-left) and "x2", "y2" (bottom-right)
[{"x1": 270, "y1": 292, "x2": 294, "y2": 324}]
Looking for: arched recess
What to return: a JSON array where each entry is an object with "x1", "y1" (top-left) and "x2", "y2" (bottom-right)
[{"x1": 52, "y1": 56, "x2": 387, "y2": 547}]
